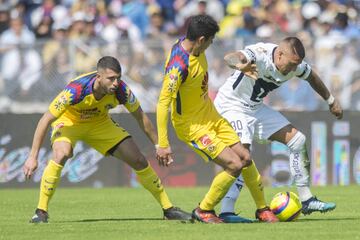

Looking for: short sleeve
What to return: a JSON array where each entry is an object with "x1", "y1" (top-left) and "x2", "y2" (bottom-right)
[
  {"x1": 163, "y1": 67, "x2": 183, "y2": 98},
  {"x1": 239, "y1": 42, "x2": 269, "y2": 64},
  {"x1": 295, "y1": 61, "x2": 312, "y2": 79},
  {"x1": 48, "y1": 89, "x2": 73, "y2": 118},
  {"x1": 115, "y1": 81, "x2": 140, "y2": 113}
]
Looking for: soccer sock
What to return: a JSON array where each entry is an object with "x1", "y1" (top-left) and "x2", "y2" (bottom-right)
[
  {"x1": 220, "y1": 175, "x2": 244, "y2": 213},
  {"x1": 287, "y1": 131, "x2": 313, "y2": 202},
  {"x1": 38, "y1": 160, "x2": 63, "y2": 212},
  {"x1": 199, "y1": 171, "x2": 236, "y2": 211},
  {"x1": 135, "y1": 164, "x2": 173, "y2": 210},
  {"x1": 242, "y1": 160, "x2": 267, "y2": 209},
  {"x1": 297, "y1": 186, "x2": 313, "y2": 202}
]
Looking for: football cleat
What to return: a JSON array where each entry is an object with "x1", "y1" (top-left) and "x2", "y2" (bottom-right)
[
  {"x1": 301, "y1": 197, "x2": 336, "y2": 215},
  {"x1": 192, "y1": 207, "x2": 223, "y2": 224},
  {"x1": 29, "y1": 208, "x2": 49, "y2": 223},
  {"x1": 219, "y1": 212, "x2": 254, "y2": 223},
  {"x1": 255, "y1": 207, "x2": 279, "y2": 223},
  {"x1": 163, "y1": 206, "x2": 192, "y2": 221}
]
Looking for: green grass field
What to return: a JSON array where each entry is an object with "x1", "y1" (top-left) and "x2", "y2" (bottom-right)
[{"x1": 1, "y1": 186, "x2": 359, "y2": 240}]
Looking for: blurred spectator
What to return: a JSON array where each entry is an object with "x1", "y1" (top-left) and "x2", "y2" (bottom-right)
[
  {"x1": 30, "y1": 0, "x2": 56, "y2": 32},
  {"x1": 146, "y1": 4, "x2": 178, "y2": 38},
  {"x1": 155, "y1": 0, "x2": 176, "y2": 24},
  {"x1": 121, "y1": 0, "x2": 149, "y2": 39},
  {"x1": 0, "y1": 5, "x2": 10, "y2": 34},
  {"x1": 0, "y1": 0, "x2": 359, "y2": 112},
  {"x1": 60, "y1": 11, "x2": 100, "y2": 75},
  {"x1": 34, "y1": 16, "x2": 53, "y2": 39},
  {"x1": 218, "y1": 0, "x2": 246, "y2": 38},
  {"x1": 270, "y1": 78, "x2": 319, "y2": 111},
  {"x1": 324, "y1": 44, "x2": 359, "y2": 109},
  {"x1": 350, "y1": 71, "x2": 360, "y2": 111},
  {"x1": 0, "y1": 16, "x2": 41, "y2": 101},
  {"x1": 177, "y1": 0, "x2": 224, "y2": 35},
  {"x1": 40, "y1": 22, "x2": 70, "y2": 100},
  {"x1": 208, "y1": 57, "x2": 230, "y2": 100},
  {"x1": 330, "y1": 12, "x2": 360, "y2": 39}
]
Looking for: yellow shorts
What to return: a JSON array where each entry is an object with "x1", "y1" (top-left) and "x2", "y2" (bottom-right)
[
  {"x1": 178, "y1": 117, "x2": 239, "y2": 162},
  {"x1": 50, "y1": 117, "x2": 130, "y2": 155}
]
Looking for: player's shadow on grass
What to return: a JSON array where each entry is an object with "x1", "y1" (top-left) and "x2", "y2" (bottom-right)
[
  {"x1": 64, "y1": 217, "x2": 164, "y2": 223},
  {"x1": 297, "y1": 216, "x2": 359, "y2": 222}
]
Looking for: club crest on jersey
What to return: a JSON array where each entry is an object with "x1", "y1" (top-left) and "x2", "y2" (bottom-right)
[
  {"x1": 199, "y1": 134, "x2": 212, "y2": 147},
  {"x1": 54, "y1": 94, "x2": 68, "y2": 111},
  {"x1": 167, "y1": 73, "x2": 178, "y2": 92},
  {"x1": 207, "y1": 145, "x2": 216, "y2": 152}
]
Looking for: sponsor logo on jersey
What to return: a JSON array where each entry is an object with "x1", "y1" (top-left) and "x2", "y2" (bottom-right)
[{"x1": 199, "y1": 134, "x2": 212, "y2": 147}]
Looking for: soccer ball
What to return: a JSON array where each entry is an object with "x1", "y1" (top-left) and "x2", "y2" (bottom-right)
[{"x1": 270, "y1": 191, "x2": 302, "y2": 222}]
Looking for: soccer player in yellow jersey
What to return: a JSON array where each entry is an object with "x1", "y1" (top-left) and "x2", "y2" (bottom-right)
[
  {"x1": 156, "y1": 15, "x2": 277, "y2": 223},
  {"x1": 23, "y1": 56, "x2": 191, "y2": 223}
]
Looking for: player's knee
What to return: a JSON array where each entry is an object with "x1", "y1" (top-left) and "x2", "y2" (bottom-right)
[
  {"x1": 287, "y1": 131, "x2": 306, "y2": 152},
  {"x1": 53, "y1": 148, "x2": 73, "y2": 165},
  {"x1": 241, "y1": 152, "x2": 252, "y2": 167},
  {"x1": 226, "y1": 158, "x2": 244, "y2": 176},
  {"x1": 131, "y1": 154, "x2": 148, "y2": 171}
]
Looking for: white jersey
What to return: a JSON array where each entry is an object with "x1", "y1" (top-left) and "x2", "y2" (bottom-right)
[{"x1": 214, "y1": 42, "x2": 312, "y2": 113}]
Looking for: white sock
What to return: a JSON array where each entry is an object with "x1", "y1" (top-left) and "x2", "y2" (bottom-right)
[
  {"x1": 297, "y1": 186, "x2": 313, "y2": 202},
  {"x1": 220, "y1": 175, "x2": 244, "y2": 214},
  {"x1": 287, "y1": 131, "x2": 313, "y2": 202}
]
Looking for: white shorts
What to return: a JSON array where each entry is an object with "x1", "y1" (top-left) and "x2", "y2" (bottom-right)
[{"x1": 221, "y1": 105, "x2": 290, "y2": 145}]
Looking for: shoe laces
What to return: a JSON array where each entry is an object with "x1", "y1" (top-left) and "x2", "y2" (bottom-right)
[
  {"x1": 199, "y1": 210, "x2": 218, "y2": 219},
  {"x1": 307, "y1": 198, "x2": 326, "y2": 209}
]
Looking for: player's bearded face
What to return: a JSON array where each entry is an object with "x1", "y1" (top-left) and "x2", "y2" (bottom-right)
[
  {"x1": 278, "y1": 50, "x2": 302, "y2": 75},
  {"x1": 98, "y1": 68, "x2": 121, "y2": 94}
]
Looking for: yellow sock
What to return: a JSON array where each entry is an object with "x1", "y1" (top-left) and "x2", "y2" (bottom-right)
[
  {"x1": 135, "y1": 164, "x2": 173, "y2": 210},
  {"x1": 200, "y1": 171, "x2": 236, "y2": 211},
  {"x1": 38, "y1": 160, "x2": 63, "y2": 211},
  {"x1": 242, "y1": 160, "x2": 267, "y2": 209}
]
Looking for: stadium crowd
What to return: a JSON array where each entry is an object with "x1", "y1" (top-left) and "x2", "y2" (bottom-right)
[{"x1": 0, "y1": 0, "x2": 359, "y2": 112}]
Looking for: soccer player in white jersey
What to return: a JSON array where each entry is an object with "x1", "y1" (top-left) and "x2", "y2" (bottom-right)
[{"x1": 213, "y1": 37, "x2": 343, "y2": 222}]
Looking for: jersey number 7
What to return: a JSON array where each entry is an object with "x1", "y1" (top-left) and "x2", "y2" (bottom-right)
[{"x1": 250, "y1": 78, "x2": 279, "y2": 102}]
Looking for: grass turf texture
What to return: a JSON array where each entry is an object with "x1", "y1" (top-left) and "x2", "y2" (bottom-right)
[{"x1": 1, "y1": 186, "x2": 359, "y2": 240}]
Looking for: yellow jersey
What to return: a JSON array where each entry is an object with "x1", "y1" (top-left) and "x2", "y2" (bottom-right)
[
  {"x1": 157, "y1": 38, "x2": 222, "y2": 147},
  {"x1": 49, "y1": 71, "x2": 140, "y2": 123}
]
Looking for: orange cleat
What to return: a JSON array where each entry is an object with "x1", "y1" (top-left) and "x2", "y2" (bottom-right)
[
  {"x1": 192, "y1": 207, "x2": 224, "y2": 224},
  {"x1": 255, "y1": 207, "x2": 279, "y2": 223}
]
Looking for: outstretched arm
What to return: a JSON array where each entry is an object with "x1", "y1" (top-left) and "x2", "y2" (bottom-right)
[
  {"x1": 224, "y1": 51, "x2": 258, "y2": 80},
  {"x1": 305, "y1": 70, "x2": 343, "y2": 119},
  {"x1": 131, "y1": 106, "x2": 157, "y2": 146},
  {"x1": 156, "y1": 85, "x2": 174, "y2": 167},
  {"x1": 23, "y1": 111, "x2": 57, "y2": 179}
]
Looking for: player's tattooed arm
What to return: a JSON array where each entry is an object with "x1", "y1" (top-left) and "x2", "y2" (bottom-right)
[
  {"x1": 224, "y1": 51, "x2": 248, "y2": 70},
  {"x1": 224, "y1": 51, "x2": 258, "y2": 80}
]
